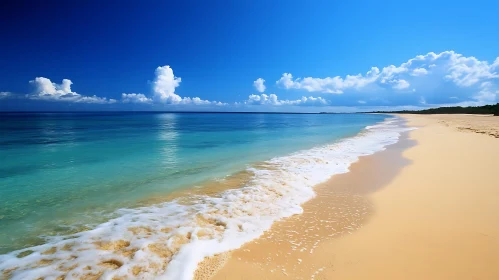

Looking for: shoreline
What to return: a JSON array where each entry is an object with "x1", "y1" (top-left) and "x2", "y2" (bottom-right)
[
  {"x1": 206, "y1": 114, "x2": 499, "y2": 279},
  {"x1": 202, "y1": 123, "x2": 415, "y2": 279},
  {"x1": 0, "y1": 114, "x2": 388, "y2": 256},
  {"x1": 1, "y1": 116, "x2": 406, "y2": 280}
]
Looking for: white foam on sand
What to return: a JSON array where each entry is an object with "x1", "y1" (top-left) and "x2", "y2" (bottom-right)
[{"x1": 0, "y1": 117, "x2": 414, "y2": 280}]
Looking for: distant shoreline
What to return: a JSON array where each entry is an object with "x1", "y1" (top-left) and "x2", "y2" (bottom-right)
[
  {"x1": 2, "y1": 102, "x2": 498, "y2": 115},
  {"x1": 365, "y1": 102, "x2": 499, "y2": 116}
]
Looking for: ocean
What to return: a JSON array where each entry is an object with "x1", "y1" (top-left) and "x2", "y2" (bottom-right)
[{"x1": 0, "y1": 112, "x2": 409, "y2": 279}]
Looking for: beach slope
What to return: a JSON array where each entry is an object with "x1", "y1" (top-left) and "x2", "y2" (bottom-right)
[{"x1": 209, "y1": 114, "x2": 499, "y2": 280}]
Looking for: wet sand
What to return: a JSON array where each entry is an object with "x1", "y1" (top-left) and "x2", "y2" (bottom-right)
[{"x1": 206, "y1": 114, "x2": 499, "y2": 280}]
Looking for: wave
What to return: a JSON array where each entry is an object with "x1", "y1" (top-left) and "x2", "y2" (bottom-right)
[{"x1": 0, "y1": 117, "x2": 414, "y2": 280}]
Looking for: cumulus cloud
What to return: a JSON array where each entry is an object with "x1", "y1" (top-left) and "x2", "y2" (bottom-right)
[
  {"x1": 121, "y1": 65, "x2": 225, "y2": 106},
  {"x1": 121, "y1": 93, "x2": 152, "y2": 104},
  {"x1": 28, "y1": 77, "x2": 115, "y2": 104},
  {"x1": 253, "y1": 78, "x2": 266, "y2": 93},
  {"x1": 474, "y1": 81, "x2": 499, "y2": 103},
  {"x1": 150, "y1": 65, "x2": 224, "y2": 105},
  {"x1": 152, "y1": 65, "x2": 182, "y2": 103},
  {"x1": 411, "y1": 68, "x2": 428, "y2": 76},
  {"x1": 245, "y1": 94, "x2": 328, "y2": 106},
  {"x1": 392, "y1": 79, "x2": 410, "y2": 90},
  {"x1": 276, "y1": 67, "x2": 380, "y2": 94},
  {"x1": 443, "y1": 53, "x2": 499, "y2": 87},
  {"x1": 275, "y1": 51, "x2": 499, "y2": 106}
]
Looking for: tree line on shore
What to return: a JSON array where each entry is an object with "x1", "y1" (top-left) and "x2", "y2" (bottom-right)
[{"x1": 370, "y1": 103, "x2": 499, "y2": 116}]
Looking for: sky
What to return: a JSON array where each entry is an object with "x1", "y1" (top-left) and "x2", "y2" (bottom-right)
[{"x1": 1, "y1": 0, "x2": 498, "y2": 112}]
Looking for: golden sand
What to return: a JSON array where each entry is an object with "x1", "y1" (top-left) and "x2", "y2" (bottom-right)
[
  {"x1": 205, "y1": 114, "x2": 499, "y2": 280},
  {"x1": 427, "y1": 113, "x2": 499, "y2": 138}
]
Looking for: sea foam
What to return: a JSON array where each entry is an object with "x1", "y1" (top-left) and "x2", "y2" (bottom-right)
[{"x1": 0, "y1": 117, "x2": 414, "y2": 280}]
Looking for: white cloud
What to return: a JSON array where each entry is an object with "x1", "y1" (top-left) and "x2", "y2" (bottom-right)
[
  {"x1": 28, "y1": 77, "x2": 114, "y2": 104},
  {"x1": 277, "y1": 51, "x2": 499, "y2": 92},
  {"x1": 147, "y1": 65, "x2": 224, "y2": 106},
  {"x1": 276, "y1": 73, "x2": 295, "y2": 90},
  {"x1": 473, "y1": 81, "x2": 498, "y2": 103},
  {"x1": 30, "y1": 77, "x2": 74, "y2": 97},
  {"x1": 379, "y1": 65, "x2": 408, "y2": 84},
  {"x1": 121, "y1": 93, "x2": 152, "y2": 104},
  {"x1": 275, "y1": 51, "x2": 499, "y2": 106},
  {"x1": 474, "y1": 88, "x2": 498, "y2": 103},
  {"x1": 392, "y1": 79, "x2": 410, "y2": 90},
  {"x1": 358, "y1": 100, "x2": 366, "y2": 104},
  {"x1": 276, "y1": 67, "x2": 381, "y2": 94},
  {"x1": 119, "y1": 65, "x2": 225, "y2": 106},
  {"x1": 253, "y1": 78, "x2": 266, "y2": 93},
  {"x1": 246, "y1": 94, "x2": 279, "y2": 105},
  {"x1": 152, "y1": 65, "x2": 182, "y2": 103},
  {"x1": 245, "y1": 94, "x2": 328, "y2": 106},
  {"x1": 78, "y1": 96, "x2": 116, "y2": 104},
  {"x1": 0, "y1": 92, "x2": 12, "y2": 99},
  {"x1": 444, "y1": 53, "x2": 499, "y2": 87},
  {"x1": 411, "y1": 68, "x2": 428, "y2": 76},
  {"x1": 178, "y1": 97, "x2": 227, "y2": 106},
  {"x1": 492, "y1": 57, "x2": 499, "y2": 68}
]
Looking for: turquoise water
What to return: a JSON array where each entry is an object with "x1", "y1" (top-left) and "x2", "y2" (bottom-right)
[{"x1": 0, "y1": 112, "x2": 387, "y2": 254}]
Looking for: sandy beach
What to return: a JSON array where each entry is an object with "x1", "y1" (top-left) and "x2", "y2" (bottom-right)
[{"x1": 202, "y1": 114, "x2": 499, "y2": 280}]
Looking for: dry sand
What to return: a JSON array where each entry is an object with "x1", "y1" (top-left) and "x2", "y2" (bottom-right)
[{"x1": 204, "y1": 114, "x2": 499, "y2": 280}]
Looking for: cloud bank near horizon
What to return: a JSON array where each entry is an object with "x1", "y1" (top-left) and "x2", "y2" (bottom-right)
[
  {"x1": 2, "y1": 51, "x2": 498, "y2": 110},
  {"x1": 245, "y1": 94, "x2": 328, "y2": 106},
  {"x1": 275, "y1": 51, "x2": 499, "y2": 107}
]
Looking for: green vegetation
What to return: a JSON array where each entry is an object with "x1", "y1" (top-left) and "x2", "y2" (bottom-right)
[{"x1": 372, "y1": 103, "x2": 499, "y2": 116}]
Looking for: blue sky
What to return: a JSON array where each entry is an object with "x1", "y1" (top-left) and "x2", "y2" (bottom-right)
[{"x1": 1, "y1": 0, "x2": 498, "y2": 112}]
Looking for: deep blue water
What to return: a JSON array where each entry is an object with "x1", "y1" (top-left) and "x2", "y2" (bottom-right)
[{"x1": 0, "y1": 112, "x2": 387, "y2": 253}]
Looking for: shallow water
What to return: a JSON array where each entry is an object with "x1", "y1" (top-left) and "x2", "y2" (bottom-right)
[
  {"x1": 0, "y1": 113, "x2": 414, "y2": 280},
  {"x1": 0, "y1": 112, "x2": 387, "y2": 254}
]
